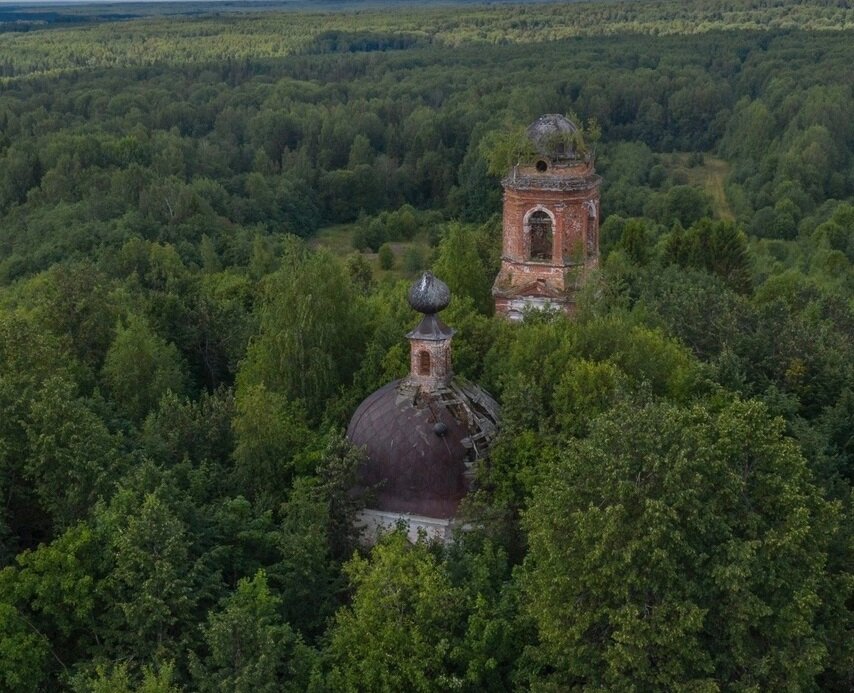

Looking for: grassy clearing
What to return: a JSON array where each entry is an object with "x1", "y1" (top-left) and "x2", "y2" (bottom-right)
[
  {"x1": 312, "y1": 224, "x2": 358, "y2": 257},
  {"x1": 311, "y1": 223, "x2": 434, "y2": 282},
  {"x1": 663, "y1": 153, "x2": 735, "y2": 222}
]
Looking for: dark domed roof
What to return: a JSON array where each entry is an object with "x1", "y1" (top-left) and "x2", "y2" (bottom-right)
[
  {"x1": 527, "y1": 114, "x2": 580, "y2": 161},
  {"x1": 347, "y1": 378, "x2": 500, "y2": 519},
  {"x1": 408, "y1": 272, "x2": 451, "y2": 314}
]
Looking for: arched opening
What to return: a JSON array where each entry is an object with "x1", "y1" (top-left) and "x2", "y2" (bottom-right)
[
  {"x1": 584, "y1": 200, "x2": 598, "y2": 256},
  {"x1": 418, "y1": 350, "x2": 431, "y2": 376},
  {"x1": 535, "y1": 160, "x2": 548, "y2": 172},
  {"x1": 528, "y1": 210, "x2": 553, "y2": 261}
]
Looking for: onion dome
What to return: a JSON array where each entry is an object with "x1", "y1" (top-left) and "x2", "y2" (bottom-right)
[
  {"x1": 527, "y1": 113, "x2": 580, "y2": 161},
  {"x1": 346, "y1": 273, "x2": 500, "y2": 520},
  {"x1": 408, "y1": 271, "x2": 451, "y2": 314},
  {"x1": 407, "y1": 271, "x2": 454, "y2": 343}
]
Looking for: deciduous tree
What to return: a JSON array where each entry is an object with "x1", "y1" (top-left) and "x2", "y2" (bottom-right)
[{"x1": 523, "y1": 399, "x2": 836, "y2": 690}]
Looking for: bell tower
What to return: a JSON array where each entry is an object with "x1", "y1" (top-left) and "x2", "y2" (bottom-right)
[{"x1": 492, "y1": 114, "x2": 602, "y2": 320}]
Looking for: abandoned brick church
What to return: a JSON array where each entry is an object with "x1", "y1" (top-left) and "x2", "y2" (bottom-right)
[{"x1": 347, "y1": 114, "x2": 600, "y2": 541}]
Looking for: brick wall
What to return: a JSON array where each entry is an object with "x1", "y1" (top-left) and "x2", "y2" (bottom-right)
[
  {"x1": 494, "y1": 161, "x2": 602, "y2": 317},
  {"x1": 408, "y1": 337, "x2": 453, "y2": 390}
]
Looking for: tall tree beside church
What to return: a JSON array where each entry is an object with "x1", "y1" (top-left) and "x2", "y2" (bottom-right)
[
  {"x1": 237, "y1": 248, "x2": 364, "y2": 423},
  {"x1": 325, "y1": 532, "x2": 462, "y2": 691},
  {"x1": 432, "y1": 222, "x2": 493, "y2": 315}
]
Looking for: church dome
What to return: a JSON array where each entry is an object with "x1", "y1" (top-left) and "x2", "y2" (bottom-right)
[
  {"x1": 346, "y1": 272, "x2": 500, "y2": 520},
  {"x1": 347, "y1": 377, "x2": 499, "y2": 518},
  {"x1": 527, "y1": 113, "x2": 580, "y2": 161}
]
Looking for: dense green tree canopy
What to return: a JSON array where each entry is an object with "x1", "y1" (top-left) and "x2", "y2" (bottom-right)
[
  {"x1": 0, "y1": 1, "x2": 851, "y2": 689},
  {"x1": 523, "y1": 398, "x2": 836, "y2": 690}
]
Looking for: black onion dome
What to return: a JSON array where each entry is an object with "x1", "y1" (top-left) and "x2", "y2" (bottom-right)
[
  {"x1": 527, "y1": 114, "x2": 579, "y2": 160},
  {"x1": 347, "y1": 379, "x2": 500, "y2": 519},
  {"x1": 408, "y1": 272, "x2": 451, "y2": 315}
]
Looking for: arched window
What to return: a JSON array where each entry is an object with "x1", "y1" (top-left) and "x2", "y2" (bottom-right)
[
  {"x1": 528, "y1": 210, "x2": 553, "y2": 261},
  {"x1": 418, "y1": 350, "x2": 431, "y2": 376}
]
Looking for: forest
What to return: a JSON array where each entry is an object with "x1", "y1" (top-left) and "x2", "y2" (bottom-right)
[{"x1": 0, "y1": 0, "x2": 852, "y2": 690}]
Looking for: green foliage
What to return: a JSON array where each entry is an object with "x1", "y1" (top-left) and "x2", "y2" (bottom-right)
[
  {"x1": 0, "y1": 312, "x2": 89, "y2": 551},
  {"x1": 652, "y1": 184, "x2": 713, "y2": 227},
  {"x1": 377, "y1": 242, "x2": 394, "y2": 270},
  {"x1": 231, "y1": 384, "x2": 312, "y2": 504},
  {"x1": 552, "y1": 359, "x2": 627, "y2": 437},
  {"x1": 0, "y1": 604, "x2": 51, "y2": 691},
  {"x1": 523, "y1": 399, "x2": 837, "y2": 690},
  {"x1": 0, "y1": 524, "x2": 97, "y2": 664},
  {"x1": 190, "y1": 570, "x2": 316, "y2": 692},
  {"x1": 12, "y1": 261, "x2": 118, "y2": 373},
  {"x1": 1, "y1": 2, "x2": 852, "y2": 81},
  {"x1": 663, "y1": 219, "x2": 752, "y2": 293},
  {"x1": 403, "y1": 245, "x2": 426, "y2": 273},
  {"x1": 100, "y1": 492, "x2": 197, "y2": 662},
  {"x1": 448, "y1": 139, "x2": 501, "y2": 221},
  {"x1": 635, "y1": 264, "x2": 749, "y2": 362},
  {"x1": 480, "y1": 126, "x2": 537, "y2": 177},
  {"x1": 24, "y1": 377, "x2": 124, "y2": 530},
  {"x1": 345, "y1": 253, "x2": 373, "y2": 293},
  {"x1": 238, "y1": 249, "x2": 363, "y2": 423},
  {"x1": 311, "y1": 432, "x2": 370, "y2": 562},
  {"x1": 617, "y1": 218, "x2": 651, "y2": 265},
  {"x1": 351, "y1": 205, "x2": 441, "y2": 252},
  {"x1": 444, "y1": 538, "x2": 531, "y2": 690},
  {"x1": 440, "y1": 295, "x2": 501, "y2": 382},
  {"x1": 74, "y1": 660, "x2": 181, "y2": 693},
  {"x1": 0, "y1": 523, "x2": 99, "y2": 690},
  {"x1": 432, "y1": 221, "x2": 495, "y2": 315},
  {"x1": 0, "y1": 2, "x2": 850, "y2": 689},
  {"x1": 102, "y1": 313, "x2": 187, "y2": 422},
  {"x1": 184, "y1": 270, "x2": 256, "y2": 388},
  {"x1": 326, "y1": 532, "x2": 462, "y2": 691},
  {"x1": 142, "y1": 387, "x2": 235, "y2": 469},
  {"x1": 481, "y1": 114, "x2": 600, "y2": 176}
]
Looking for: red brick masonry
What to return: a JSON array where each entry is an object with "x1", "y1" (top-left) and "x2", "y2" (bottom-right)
[{"x1": 493, "y1": 159, "x2": 602, "y2": 318}]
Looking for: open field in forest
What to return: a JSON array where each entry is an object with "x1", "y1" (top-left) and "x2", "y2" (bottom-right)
[
  {"x1": 662, "y1": 154, "x2": 734, "y2": 222},
  {"x1": 312, "y1": 223, "x2": 359, "y2": 257},
  {"x1": 313, "y1": 223, "x2": 433, "y2": 281}
]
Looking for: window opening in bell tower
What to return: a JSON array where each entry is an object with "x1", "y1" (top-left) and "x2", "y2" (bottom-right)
[
  {"x1": 418, "y1": 350, "x2": 431, "y2": 376},
  {"x1": 529, "y1": 210, "x2": 553, "y2": 261}
]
